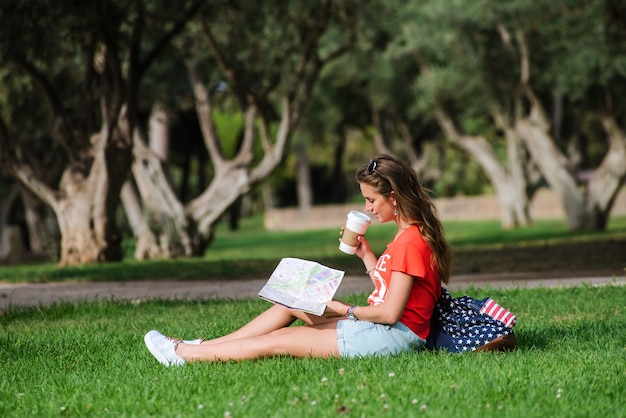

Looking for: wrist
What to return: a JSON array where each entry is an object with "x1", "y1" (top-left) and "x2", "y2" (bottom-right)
[{"x1": 346, "y1": 305, "x2": 358, "y2": 321}]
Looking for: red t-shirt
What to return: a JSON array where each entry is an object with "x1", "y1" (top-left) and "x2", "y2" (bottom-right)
[{"x1": 367, "y1": 225, "x2": 441, "y2": 339}]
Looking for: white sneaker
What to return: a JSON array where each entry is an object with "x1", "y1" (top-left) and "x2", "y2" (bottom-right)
[{"x1": 144, "y1": 330, "x2": 186, "y2": 367}]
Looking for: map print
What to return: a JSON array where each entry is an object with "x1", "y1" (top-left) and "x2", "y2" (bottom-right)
[{"x1": 258, "y1": 258, "x2": 345, "y2": 316}]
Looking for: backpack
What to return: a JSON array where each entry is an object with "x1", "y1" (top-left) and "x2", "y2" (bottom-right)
[{"x1": 425, "y1": 287, "x2": 517, "y2": 353}]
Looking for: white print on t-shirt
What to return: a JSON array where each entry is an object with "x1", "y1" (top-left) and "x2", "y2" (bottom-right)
[{"x1": 367, "y1": 254, "x2": 391, "y2": 305}]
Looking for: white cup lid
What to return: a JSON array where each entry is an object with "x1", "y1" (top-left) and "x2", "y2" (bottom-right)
[{"x1": 348, "y1": 210, "x2": 371, "y2": 224}]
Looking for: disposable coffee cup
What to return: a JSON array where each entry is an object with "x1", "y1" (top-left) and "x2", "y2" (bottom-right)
[{"x1": 339, "y1": 210, "x2": 371, "y2": 254}]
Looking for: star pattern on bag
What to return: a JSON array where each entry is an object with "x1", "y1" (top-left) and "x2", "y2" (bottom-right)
[{"x1": 433, "y1": 289, "x2": 516, "y2": 353}]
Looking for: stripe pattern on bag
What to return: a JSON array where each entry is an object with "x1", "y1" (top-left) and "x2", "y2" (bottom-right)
[{"x1": 480, "y1": 298, "x2": 517, "y2": 328}]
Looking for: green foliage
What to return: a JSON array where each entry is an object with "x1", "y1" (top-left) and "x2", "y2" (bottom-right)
[
  {"x1": 431, "y1": 146, "x2": 489, "y2": 196},
  {"x1": 1, "y1": 215, "x2": 624, "y2": 284},
  {"x1": 2, "y1": 0, "x2": 626, "y2": 259},
  {"x1": 0, "y1": 285, "x2": 624, "y2": 416},
  {"x1": 214, "y1": 110, "x2": 245, "y2": 158}
]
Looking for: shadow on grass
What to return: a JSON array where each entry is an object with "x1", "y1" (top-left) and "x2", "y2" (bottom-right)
[{"x1": 514, "y1": 319, "x2": 626, "y2": 351}]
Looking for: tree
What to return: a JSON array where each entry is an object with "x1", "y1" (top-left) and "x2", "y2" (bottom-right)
[
  {"x1": 126, "y1": 0, "x2": 356, "y2": 258},
  {"x1": 384, "y1": 1, "x2": 541, "y2": 229},
  {"x1": 391, "y1": 0, "x2": 626, "y2": 230},
  {"x1": 0, "y1": 0, "x2": 203, "y2": 264},
  {"x1": 494, "y1": 1, "x2": 626, "y2": 230},
  {"x1": 297, "y1": 2, "x2": 444, "y2": 207}
]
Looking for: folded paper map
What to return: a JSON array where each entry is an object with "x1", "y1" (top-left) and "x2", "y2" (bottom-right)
[{"x1": 258, "y1": 258, "x2": 345, "y2": 316}]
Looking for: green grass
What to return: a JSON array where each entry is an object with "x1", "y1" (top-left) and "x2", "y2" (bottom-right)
[
  {"x1": 1, "y1": 285, "x2": 624, "y2": 417},
  {"x1": 1, "y1": 215, "x2": 625, "y2": 284},
  {"x1": 1, "y1": 216, "x2": 625, "y2": 416}
]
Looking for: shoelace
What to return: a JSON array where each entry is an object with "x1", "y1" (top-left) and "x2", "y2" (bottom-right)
[{"x1": 165, "y1": 335, "x2": 183, "y2": 350}]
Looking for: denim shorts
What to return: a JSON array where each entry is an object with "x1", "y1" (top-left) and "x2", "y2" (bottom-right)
[{"x1": 336, "y1": 320, "x2": 426, "y2": 358}]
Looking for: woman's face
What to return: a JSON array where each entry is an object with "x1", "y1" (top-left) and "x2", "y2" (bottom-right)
[{"x1": 359, "y1": 182, "x2": 396, "y2": 223}]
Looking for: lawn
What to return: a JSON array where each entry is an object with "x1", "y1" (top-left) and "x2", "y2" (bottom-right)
[
  {"x1": 0, "y1": 215, "x2": 625, "y2": 417},
  {"x1": 1, "y1": 285, "x2": 624, "y2": 417}
]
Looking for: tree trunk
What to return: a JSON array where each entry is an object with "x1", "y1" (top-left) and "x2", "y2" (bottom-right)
[
  {"x1": 121, "y1": 2, "x2": 350, "y2": 258},
  {"x1": 0, "y1": 226, "x2": 25, "y2": 264},
  {"x1": 0, "y1": 183, "x2": 19, "y2": 246},
  {"x1": 261, "y1": 184, "x2": 275, "y2": 211},
  {"x1": 498, "y1": 27, "x2": 626, "y2": 231},
  {"x1": 121, "y1": 181, "x2": 160, "y2": 260},
  {"x1": 295, "y1": 141, "x2": 313, "y2": 211},
  {"x1": 582, "y1": 114, "x2": 626, "y2": 229},
  {"x1": 54, "y1": 131, "x2": 130, "y2": 264},
  {"x1": 459, "y1": 134, "x2": 530, "y2": 228},
  {"x1": 0, "y1": 0, "x2": 202, "y2": 265},
  {"x1": 329, "y1": 129, "x2": 347, "y2": 203},
  {"x1": 121, "y1": 103, "x2": 199, "y2": 259},
  {"x1": 515, "y1": 112, "x2": 586, "y2": 229},
  {"x1": 395, "y1": 113, "x2": 442, "y2": 184},
  {"x1": 370, "y1": 107, "x2": 442, "y2": 186},
  {"x1": 435, "y1": 108, "x2": 532, "y2": 228},
  {"x1": 19, "y1": 187, "x2": 59, "y2": 259},
  {"x1": 5, "y1": 122, "x2": 130, "y2": 265},
  {"x1": 188, "y1": 167, "x2": 254, "y2": 234},
  {"x1": 492, "y1": 105, "x2": 542, "y2": 225},
  {"x1": 149, "y1": 103, "x2": 169, "y2": 160},
  {"x1": 56, "y1": 199, "x2": 108, "y2": 264},
  {"x1": 0, "y1": 184, "x2": 22, "y2": 263},
  {"x1": 514, "y1": 104, "x2": 626, "y2": 230},
  {"x1": 130, "y1": 129, "x2": 196, "y2": 257}
]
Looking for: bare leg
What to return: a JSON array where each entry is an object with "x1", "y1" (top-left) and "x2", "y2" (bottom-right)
[
  {"x1": 177, "y1": 321, "x2": 340, "y2": 362},
  {"x1": 200, "y1": 304, "x2": 344, "y2": 346}
]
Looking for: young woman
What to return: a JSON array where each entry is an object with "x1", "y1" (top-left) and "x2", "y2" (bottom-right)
[{"x1": 144, "y1": 154, "x2": 452, "y2": 366}]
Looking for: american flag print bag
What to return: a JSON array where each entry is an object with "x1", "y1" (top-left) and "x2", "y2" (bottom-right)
[{"x1": 425, "y1": 288, "x2": 517, "y2": 353}]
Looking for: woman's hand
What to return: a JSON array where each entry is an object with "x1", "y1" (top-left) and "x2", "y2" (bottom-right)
[
  {"x1": 354, "y1": 235, "x2": 374, "y2": 259},
  {"x1": 323, "y1": 300, "x2": 349, "y2": 318},
  {"x1": 339, "y1": 227, "x2": 374, "y2": 261}
]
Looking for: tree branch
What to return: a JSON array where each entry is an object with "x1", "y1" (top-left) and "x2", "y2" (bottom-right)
[
  {"x1": 232, "y1": 106, "x2": 256, "y2": 167},
  {"x1": 184, "y1": 59, "x2": 225, "y2": 169},
  {"x1": 82, "y1": 33, "x2": 97, "y2": 135},
  {"x1": 97, "y1": 26, "x2": 125, "y2": 129},
  {"x1": 125, "y1": 0, "x2": 146, "y2": 139},
  {"x1": 199, "y1": 20, "x2": 252, "y2": 103},
  {"x1": 137, "y1": 0, "x2": 205, "y2": 78},
  {"x1": 6, "y1": 52, "x2": 77, "y2": 161},
  {"x1": 0, "y1": 113, "x2": 58, "y2": 206},
  {"x1": 0, "y1": 113, "x2": 15, "y2": 175},
  {"x1": 288, "y1": 1, "x2": 355, "y2": 129},
  {"x1": 370, "y1": 108, "x2": 394, "y2": 155},
  {"x1": 514, "y1": 28, "x2": 530, "y2": 87}
]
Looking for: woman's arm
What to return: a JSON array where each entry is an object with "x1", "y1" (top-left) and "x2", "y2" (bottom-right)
[
  {"x1": 324, "y1": 271, "x2": 414, "y2": 324},
  {"x1": 354, "y1": 235, "x2": 378, "y2": 285}
]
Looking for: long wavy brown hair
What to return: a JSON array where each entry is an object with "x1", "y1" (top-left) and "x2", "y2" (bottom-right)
[{"x1": 355, "y1": 154, "x2": 452, "y2": 284}]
